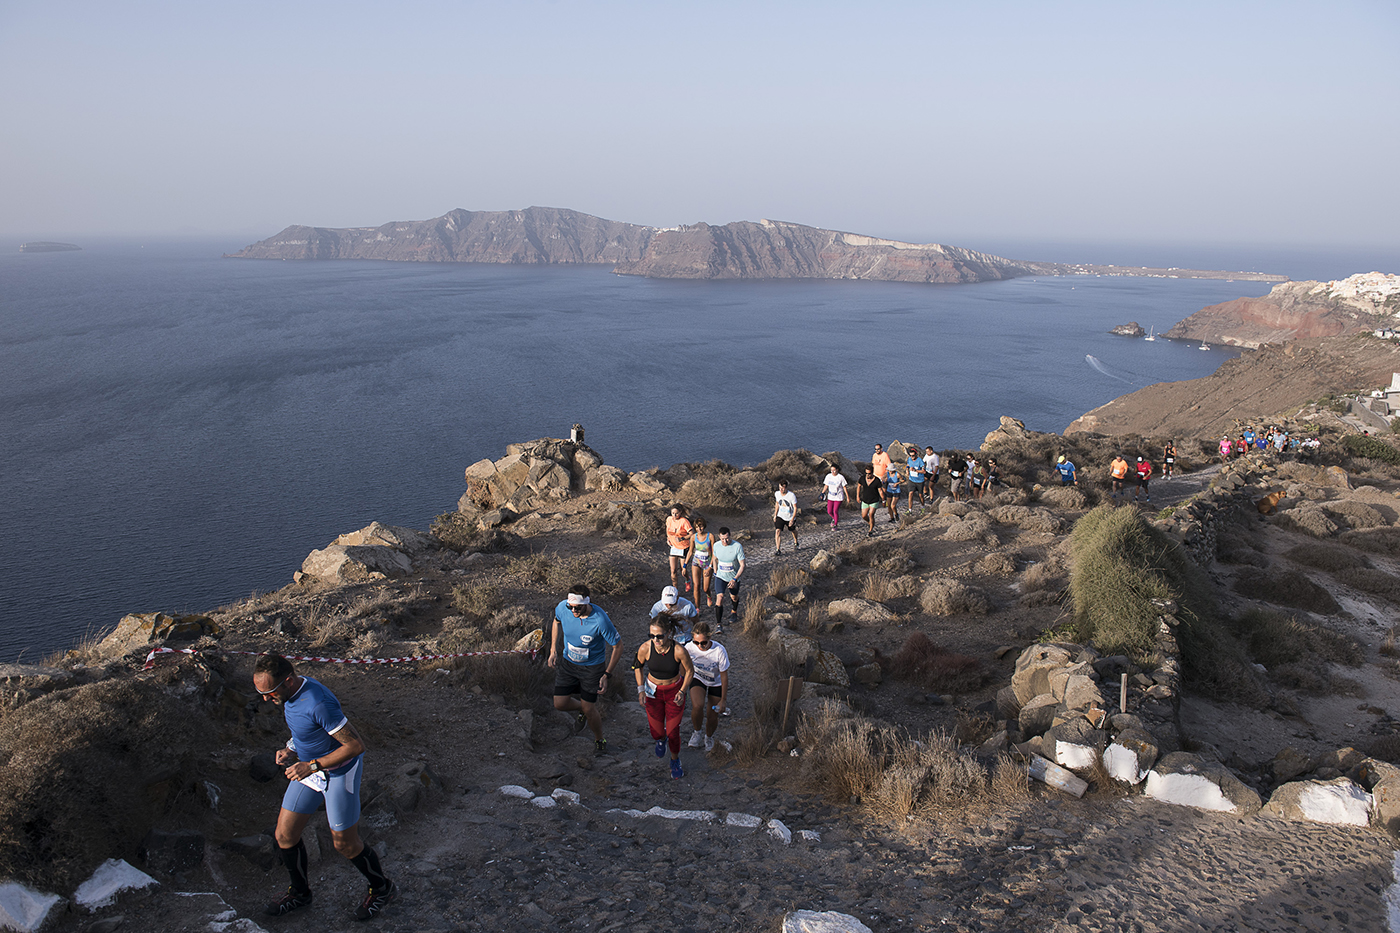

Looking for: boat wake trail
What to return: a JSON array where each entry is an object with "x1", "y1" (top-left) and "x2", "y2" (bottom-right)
[{"x1": 1085, "y1": 354, "x2": 1138, "y2": 386}]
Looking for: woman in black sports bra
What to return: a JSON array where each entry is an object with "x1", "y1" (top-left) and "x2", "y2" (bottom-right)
[{"x1": 634, "y1": 617, "x2": 694, "y2": 779}]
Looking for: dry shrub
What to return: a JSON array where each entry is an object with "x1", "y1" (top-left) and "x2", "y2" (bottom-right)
[
  {"x1": 861, "y1": 573, "x2": 921, "y2": 601},
  {"x1": 762, "y1": 448, "x2": 823, "y2": 485},
  {"x1": 1276, "y1": 462, "x2": 1329, "y2": 483},
  {"x1": 452, "y1": 582, "x2": 504, "y2": 619},
  {"x1": 1341, "y1": 527, "x2": 1400, "y2": 557},
  {"x1": 920, "y1": 578, "x2": 989, "y2": 616},
  {"x1": 844, "y1": 540, "x2": 913, "y2": 570},
  {"x1": 350, "y1": 629, "x2": 389, "y2": 657},
  {"x1": 468, "y1": 654, "x2": 550, "y2": 698},
  {"x1": 0, "y1": 678, "x2": 210, "y2": 890},
  {"x1": 1039, "y1": 486, "x2": 1088, "y2": 510},
  {"x1": 1019, "y1": 559, "x2": 1064, "y2": 594},
  {"x1": 804, "y1": 601, "x2": 828, "y2": 633},
  {"x1": 766, "y1": 565, "x2": 810, "y2": 597},
  {"x1": 1230, "y1": 609, "x2": 1362, "y2": 695},
  {"x1": 798, "y1": 701, "x2": 989, "y2": 817},
  {"x1": 1365, "y1": 734, "x2": 1400, "y2": 765},
  {"x1": 741, "y1": 592, "x2": 767, "y2": 638},
  {"x1": 592, "y1": 504, "x2": 665, "y2": 539},
  {"x1": 1284, "y1": 542, "x2": 1368, "y2": 573},
  {"x1": 976, "y1": 552, "x2": 1017, "y2": 576},
  {"x1": 1324, "y1": 500, "x2": 1388, "y2": 530},
  {"x1": 954, "y1": 709, "x2": 996, "y2": 746},
  {"x1": 505, "y1": 554, "x2": 638, "y2": 597},
  {"x1": 991, "y1": 754, "x2": 1030, "y2": 803},
  {"x1": 678, "y1": 476, "x2": 747, "y2": 514},
  {"x1": 944, "y1": 514, "x2": 994, "y2": 542},
  {"x1": 887, "y1": 633, "x2": 986, "y2": 694},
  {"x1": 1232, "y1": 568, "x2": 1342, "y2": 615},
  {"x1": 1382, "y1": 628, "x2": 1399, "y2": 658},
  {"x1": 1336, "y1": 567, "x2": 1400, "y2": 603}
]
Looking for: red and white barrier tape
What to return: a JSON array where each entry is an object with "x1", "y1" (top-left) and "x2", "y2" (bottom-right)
[{"x1": 141, "y1": 645, "x2": 536, "y2": 671}]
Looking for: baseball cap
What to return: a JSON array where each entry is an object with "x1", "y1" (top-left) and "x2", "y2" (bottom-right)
[
  {"x1": 1057, "y1": 456, "x2": 1066, "y2": 463},
  {"x1": 661, "y1": 586, "x2": 679, "y2": 605}
]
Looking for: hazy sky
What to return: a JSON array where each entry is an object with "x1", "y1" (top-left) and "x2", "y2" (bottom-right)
[{"x1": 3, "y1": 0, "x2": 1397, "y2": 251}]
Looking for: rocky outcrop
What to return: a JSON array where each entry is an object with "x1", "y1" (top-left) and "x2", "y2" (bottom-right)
[
  {"x1": 95, "y1": 612, "x2": 223, "y2": 659},
  {"x1": 459, "y1": 437, "x2": 606, "y2": 521},
  {"x1": 1110, "y1": 322, "x2": 1146, "y2": 337},
  {"x1": 297, "y1": 522, "x2": 443, "y2": 584},
  {"x1": 227, "y1": 207, "x2": 655, "y2": 264},
  {"x1": 614, "y1": 219, "x2": 1051, "y2": 283},
  {"x1": 1066, "y1": 334, "x2": 1400, "y2": 438},
  {"x1": 1164, "y1": 274, "x2": 1400, "y2": 349}
]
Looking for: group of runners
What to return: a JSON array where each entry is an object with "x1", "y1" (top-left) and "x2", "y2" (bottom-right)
[
  {"x1": 1219, "y1": 425, "x2": 1319, "y2": 461},
  {"x1": 817, "y1": 443, "x2": 1005, "y2": 536},
  {"x1": 547, "y1": 582, "x2": 730, "y2": 781}
]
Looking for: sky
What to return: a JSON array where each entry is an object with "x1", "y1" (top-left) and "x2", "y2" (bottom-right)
[{"x1": 3, "y1": 0, "x2": 1398, "y2": 256}]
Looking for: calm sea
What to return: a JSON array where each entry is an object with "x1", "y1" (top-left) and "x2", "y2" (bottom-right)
[{"x1": 0, "y1": 236, "x2": 1344, "y2": 660}]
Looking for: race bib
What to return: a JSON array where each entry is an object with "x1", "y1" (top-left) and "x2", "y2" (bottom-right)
[
  {"x1": 718, "y1": 560, "x2": 736, "y2": 574},
  {"x1": 298, "y1": 771, "x2": 328, "y2": 793},
  {"x1": 565, "y1": 643, "x2": 590, "y2": 663},
  {"x1": 644, "y1": 679, "x2": 657, "y2": 698}
]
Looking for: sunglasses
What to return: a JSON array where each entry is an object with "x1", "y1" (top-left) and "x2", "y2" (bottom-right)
[
  {"x1": 256, "y1": 674, "x2": 293, "y2": 699},
  {"x1": 650, "y1": 633, "x2": 669, "y2": 641},
  {"x1": 692, "y1": 638, "x2": 710, "y2": 647}
]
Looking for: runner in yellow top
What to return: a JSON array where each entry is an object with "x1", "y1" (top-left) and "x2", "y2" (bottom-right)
[{"x1": 665, "y1": 504, "x2": 694, "y2": 592}]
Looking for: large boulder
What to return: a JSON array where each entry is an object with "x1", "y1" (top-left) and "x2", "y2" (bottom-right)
[
  {"x1": 1262, "y1": 777, "x2": 1371, "y2": 826},
  {"x1": 768, "y1": 628, "x2": 821, "y2": 669},
  {"x1": 826, "y1": 598, "x2": 894, "y2": 626},
  {"x1": 586, "y1": 465, "x2": 628, "y2": 492},
  {"x1": 96, "y1": 612, "x2": 223, "y2": 659},
  {"x1": 809, "y1": 550, "x2": 841, "y2": 577},
  {"x1": 299, "y1": 543, "x2": 412, "y2": 583},
  {"x1": 1103, "y1": 728, "x2": 1159, "y2": 785},
  {"x1": 1010, "y1": 644, "x2": 1074, "y2": 705},
  {"x1": 333, "y1": 522, "x2": 437, "y2": 557},
  {"x1": 1143, "y1": 752, "x2": 1262, "y2": 815},
  {"x1": 810, "y1": 651, "x2": 851, "y2": 688},
  {"x1": 1017, "y1": 694, "x2": 1060, "y2": 738}
]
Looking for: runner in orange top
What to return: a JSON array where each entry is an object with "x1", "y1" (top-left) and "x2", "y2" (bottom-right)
[
  {"x1": 665, "y1": 505, "x2": 694, "y2": 592},
  {"x1": 1109, "y1": 455, "x2": 1130, "y2": 500}
]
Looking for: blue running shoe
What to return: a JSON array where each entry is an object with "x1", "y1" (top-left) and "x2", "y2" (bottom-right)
[
  {"x1": 655, "y1": 739, "x2": 666, "y2": 758},
  {"x1": 671, "y1": 759, "x2": 684, "y2": 779}
]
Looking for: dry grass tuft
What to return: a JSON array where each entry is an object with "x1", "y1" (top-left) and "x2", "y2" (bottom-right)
[
  {"x1": 990, "y1": 754, "x2": 1031, "y2": 803},
  {"x1": 1232, "y1": 568, "x2": 1342, "y2": 615},
  {"x1": 741, "y1": 593, "x2": 767, "y2": 638},
  {"x1": 1285, "y1": 542, "x2": 1370, "y2": 573},
  {"x1": 1382, "y1": 628, "x2": 1399, "y2": 658},
  {"x1": 887, "y1": 633, "x2": 986, "y2": 694},
  {"x1": 766, "y1": 565, "x2": 810, "y2": 597},
  {"x1": 451, "y1": 582, "x2": 504, "y2": 619},
  {"x1": 920, "y1": 578, "x2": 990, "y2": 616},
  {"x1": 505, "y1": 553, "x2": 638, "y2": 597},
  {"x1": 798, "y1": 701, "x2": 990, "y2": 818},
  {"x1": 1336, "y1": 567, "x2": 1400, "y2": 604}
]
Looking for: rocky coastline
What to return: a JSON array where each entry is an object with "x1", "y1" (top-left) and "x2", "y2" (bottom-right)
[{"x1": 5, "y1": 400, "x2": 1400, "y2": 931}]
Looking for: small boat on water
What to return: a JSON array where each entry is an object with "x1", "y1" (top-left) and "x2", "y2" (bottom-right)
[
  {"x1": 1143, "y1": 326, "x2": 1156, "y2": 342},
  {"x1": 1199, "y1": 341, "x2": 1210, "y2": 350}
]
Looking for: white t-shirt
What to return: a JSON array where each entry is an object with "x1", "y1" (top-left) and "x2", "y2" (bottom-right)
[
  {"x1": 775, "y1": 490, "x2": 797, "y2": 520},
  {"x1": 924, "y1": 452, "x2": 940, "y2": 473},
  {"x1": 823, "y1": 474, "x2": 848, "y2": 501},
  {"x1": 684, "y1": 640, "x2": 731, "y2": 687},
  {"x1": 648, "y1": 598, "x2": 696, "y2": 641}
]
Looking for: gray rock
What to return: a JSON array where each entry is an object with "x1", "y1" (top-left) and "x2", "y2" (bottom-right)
[
  {"x1": 782, "y1": 910, "x2": 873, "y2": 933},
  {"x1": 852, "y1": 663, "x2": 882, "y2": 686},
  {"x1": 809, "y1": 550, "x2": 841, "y2": 576},
  {"x1": 586, "y1": 465, "x2": 627, "y2": 492},
  {"x1": 768, "y1": 628, "x2": 821, "y2": 669},
  {"x1": 1017, "y1": 694, "x2": 1059, "y2": 737},
  {"x1": 1271, "y1": 746, "x2": 1316, "y2": 782},
  {"x1": 139, "y1": 829, "x2": 204, "y2": 875},
  {"x1": 809, "y1": 651, "x2": 851, "y2": 688},
  {"x1": 1010, "y1": 644, "x2": 1074, "y2": 705},
  {"x1": 1061, "y1": 675, "x2": 1105, "y2": 711},
  {"x1": 1262, "y1": 777, "x2": 1371, "y2": 826},
  {"x1": 826, "y1": 598, "x2": 894, "y2": 626},
  {"x1": 221, "y1": 835, "x2": 276, "y2": 871},
  {"x1": 1144, "y1": 752, "x2": 1262, "y2": 815},
  {"x1": 248, "y1": 754, "x2": 278, "y2": 784}
]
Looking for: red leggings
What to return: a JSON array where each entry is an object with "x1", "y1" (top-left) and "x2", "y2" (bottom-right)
[{"x1": 645, "y1": 681, "x2": 686, "y2": 756}]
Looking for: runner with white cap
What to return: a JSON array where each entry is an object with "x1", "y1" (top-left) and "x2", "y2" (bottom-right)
[{"x1": 649, "y1": 585, "x2": 697, "y2": 644}]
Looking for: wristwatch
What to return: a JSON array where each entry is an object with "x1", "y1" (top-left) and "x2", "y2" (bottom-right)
[{"x1": 309, "y1": 760, "x2": 321, "y2": 773}]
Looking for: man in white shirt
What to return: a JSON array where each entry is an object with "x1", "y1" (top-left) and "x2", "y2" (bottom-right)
[{"x1": 772, "y1": 480, "x2": 798, "y2": 554}]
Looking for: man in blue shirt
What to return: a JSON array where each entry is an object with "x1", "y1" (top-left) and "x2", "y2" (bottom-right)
[
  {"x1": 254, "y1": 653, "x2": 395, "y2": 921},
  {"x1": 1056, "y1": 456, "x2": 1078, "y2": 486},
  {"x1": 549, "y1": 584, "x2": 624, "y2": 753},
  {"x1": 711, "y1": 528, "x2": 745, "y2": 629}
]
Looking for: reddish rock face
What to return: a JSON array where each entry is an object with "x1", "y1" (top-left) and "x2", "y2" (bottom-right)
[{"x1": 1163, "y1": 294, "x2": 1368, "y2": 348}]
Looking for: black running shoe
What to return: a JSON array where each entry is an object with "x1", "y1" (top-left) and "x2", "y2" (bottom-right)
[
  {"x1": 264, "y1": 887, "x2": 313, "y2": 916},
  {"x1": 353, "y1": 880, "x2": 397, "y2": 921}
]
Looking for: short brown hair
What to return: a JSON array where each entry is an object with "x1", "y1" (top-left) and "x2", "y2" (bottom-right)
[{"x1": 254, "y1": 652, "x2": 294, "y2": 680}]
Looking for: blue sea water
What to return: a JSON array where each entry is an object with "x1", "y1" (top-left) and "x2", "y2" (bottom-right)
[{"x1": 0, "y1": 238, "x2": 1304, "y2": 659}]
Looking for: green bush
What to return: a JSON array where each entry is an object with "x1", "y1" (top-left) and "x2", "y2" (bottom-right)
[
  {"x1": 1343, "y1": 434, "x2": 1400, "y2": 464},
  {"x1": 1068, "y1": 505, "x2": 1258, "y2": 702}
]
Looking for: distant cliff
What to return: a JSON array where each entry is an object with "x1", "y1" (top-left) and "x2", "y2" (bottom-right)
[
  {"x1": 226, "y1": 207, "x2": 655, "y2": 264},
  {"x1": 229, "y1": 208, "x2": 1052, "y2": 284},
  {"x1": 1164, "y1": 273, "x2": 1400, "y2": 349},
  {"x1": 1065, "y1": 334, "x2": 1400, "y2": 439},
  {"x1": 611, "y1": 219, "x2": 1053, "y2": 283}
]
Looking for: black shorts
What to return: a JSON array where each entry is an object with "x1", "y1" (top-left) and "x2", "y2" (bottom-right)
[
  {"x1": 692, "y1": 682, "x2": 723, "y2": 698},
  {"x1": 554, "y1": 656, "x2": 606, "y2": 703},
  {"x1": 774, "y1": 516, "x2": 794, "y2": 530},
  {"x1": 714, "y1": 577, "x2": 741, "y2": 598}
]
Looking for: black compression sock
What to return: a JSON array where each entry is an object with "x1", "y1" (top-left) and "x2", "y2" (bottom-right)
[
  {"x1": 350, "y1": 845, "x2": 389, "y2": 891},
  {"x1": 279, "y1": 840, "x2": 310, "y2": 895}
]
